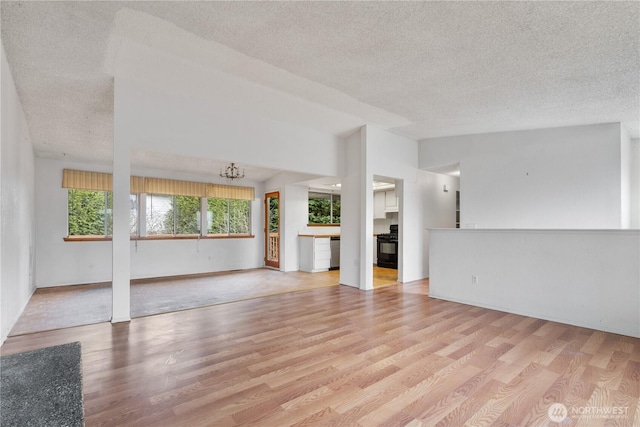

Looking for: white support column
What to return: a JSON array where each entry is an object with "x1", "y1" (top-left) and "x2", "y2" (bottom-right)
[
  {"x1": 360, "y1": 126, "x2": 374, "y2": 291},
  {"x1": 112, "y1": 83, "x2": 131, "y2": 323}
]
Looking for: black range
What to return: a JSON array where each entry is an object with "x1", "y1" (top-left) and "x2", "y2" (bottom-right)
[{"x1": 377, "y1": 224, "x2": 398, "y2": 269}]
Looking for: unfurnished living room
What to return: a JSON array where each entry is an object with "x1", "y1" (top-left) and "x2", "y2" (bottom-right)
[{"x1": 1, "y1": 2, "x2": 639, "y2": 426}]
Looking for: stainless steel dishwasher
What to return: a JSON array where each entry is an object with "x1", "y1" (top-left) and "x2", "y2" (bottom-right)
[{"x1": 330, "y1": 236, "x2": 340, "y2": 270}]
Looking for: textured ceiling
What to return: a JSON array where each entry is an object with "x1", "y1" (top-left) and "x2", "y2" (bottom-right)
[{"x1": 1, "y1": 1, "x2": 638, "y2": 175}]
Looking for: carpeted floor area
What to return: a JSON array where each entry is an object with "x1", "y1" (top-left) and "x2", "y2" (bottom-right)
[
  {"x1": 0, "y1": 342, "x2": 84, "y2": 427},
  {"x1": 9, "y1": 268, "x2": 340, "y2": 335},
  {"x1": 9, "y1": 267, "x2": 398, "y2": 336}
]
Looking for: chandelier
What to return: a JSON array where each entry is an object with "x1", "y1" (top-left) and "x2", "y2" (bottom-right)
[{"x1": 219, "y1": 162, "x2": 245, "y2": 181}]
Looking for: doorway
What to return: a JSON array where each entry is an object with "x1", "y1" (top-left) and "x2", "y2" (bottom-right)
[
  {"x1": 373, "y1": 176, "x2": 399, "y2": 285},
  {"x1": 265, "y1": 191, "x2": 280, "y2": 269}
]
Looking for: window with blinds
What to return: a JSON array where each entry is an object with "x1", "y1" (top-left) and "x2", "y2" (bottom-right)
[{"x1": 63, "y1": 169, "x2": 254, "y2": 239}]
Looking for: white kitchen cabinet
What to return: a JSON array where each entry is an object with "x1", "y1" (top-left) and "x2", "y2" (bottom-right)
[
  {"x1": 299, "y1": 236, "x2": 331, "y2": 273},
  {"x1": 374, "y1": 191, "x2": 386, "y2": 219},
  {"x1": 384, "y1": 190, "x2": 398, "y2": 213}
]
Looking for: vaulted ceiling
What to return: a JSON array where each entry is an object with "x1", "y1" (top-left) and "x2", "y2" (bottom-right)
[{"x1": 2, "y1": 1, "x2": 638, "y2": 174}]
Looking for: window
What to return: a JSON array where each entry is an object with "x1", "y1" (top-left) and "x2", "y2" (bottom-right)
[
  {"x1": 63, "y1": 169, "x2": 254, "y2": 240},
  {"x1": 207, "y1": 198, "x2": 251, "y2": 236},
  {"x1": 146, "y1": 194, "x2": 172, "y2": 235},
  {"x1": 229, "y1": 199, "x2": 251, "y2": 234},
  {"x1": 174, "y1": 195, "x2": 201, "y2": 235},
  {"x1": 146, "y1": 194, "x2": 201, "y2": 235},
  {"x1": 68, "y1": 191, "x2": 139, "y2": 237},
  {"x1": 129, "y1": 195, "x2": 138, "y2": 235},
  {"x1": 68, "y1": 189, "x2": 112, "y2": 236},
  {"x1": 308, "y1": 191, "x2": 340, "y2": 224}
]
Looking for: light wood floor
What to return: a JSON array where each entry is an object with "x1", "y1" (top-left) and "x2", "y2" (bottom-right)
[
  {"x1": 9, "y1": 267, "x2": 397, "y2": 336},
  {"x1": 2, "y1": 279, "x2": 639, "y2": 426}
]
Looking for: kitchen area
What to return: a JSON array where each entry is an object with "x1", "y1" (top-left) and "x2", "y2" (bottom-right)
[{"x1": 299, "y1": 181, "x2": 399, "y2": 279}]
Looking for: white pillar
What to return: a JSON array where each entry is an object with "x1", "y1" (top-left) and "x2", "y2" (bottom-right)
[
  {"x1": 112, "y1": 82, "x2": 131, "y2": 323},
  {"x1": 360, "y1": 126, "x2": 374, "y2": 291}
]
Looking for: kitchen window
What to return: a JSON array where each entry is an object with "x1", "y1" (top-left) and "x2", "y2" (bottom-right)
[{"x1": 308, "y1": 191, "x2": 340, "y2": 225}]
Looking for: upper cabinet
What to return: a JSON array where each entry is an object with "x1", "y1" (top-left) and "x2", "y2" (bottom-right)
[
  {"x1": 374, "y1": 190, "x2": 398, "y2": 217},
  {"x1": 374, "y1": 191, "x2": 386, "y2": 219},
  {"x1": 384, "y1": 190, "x2": 399, "y2": 213}
]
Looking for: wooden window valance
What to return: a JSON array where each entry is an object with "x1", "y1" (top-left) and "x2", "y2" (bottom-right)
[
  {"x1": 63, "y1": 169, "x2": 255, "y2": 200},
  {"x1": 62, "y1": 169, "x2": 112, "y2": 192},
  {"x1": 144, "y1": 178, "x2": 207, "y2": 197},
  {"x1": 207, "y1": 183, "x2": 255, "y2": 201}
]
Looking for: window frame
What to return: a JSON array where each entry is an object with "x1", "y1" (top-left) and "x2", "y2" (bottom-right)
[
  {"x1": 206, "y1": 197, "x2": 252, "y2": 237},
  {"x1": 307, "y1": 191, "x2": 341, "y2": 226},
  {"x1": 66, "y1": 189, "x2": 112, "y2": 238},
  {"x1": 145, "y1": 194, "x2": 202, "y2": 237},
  {"x1": 66, "y1": 192, "x2": 254, "y2": 241}
]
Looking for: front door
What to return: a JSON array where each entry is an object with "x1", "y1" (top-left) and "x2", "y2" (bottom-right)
[{"x1": 265, "y1": 191, "x2": 280, "y2": 269}]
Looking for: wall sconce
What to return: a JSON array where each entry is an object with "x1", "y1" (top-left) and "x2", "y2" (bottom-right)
[{"x1": 443, "y1": 185, "x2": 449, "y2": 192}]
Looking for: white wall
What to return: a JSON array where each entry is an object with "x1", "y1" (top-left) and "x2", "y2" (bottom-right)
[
  {"x1": 632, "y1": 139, "x2": 640, "y2": 229},
  {"x1": 339, "y1": 130, "x2": 363, "y2": 288},
  {"x1": 621, "y1": 126, "x2": 631, "y2": 228},
  {"x1": 115, "y1": 78, "x2": 343, "y2": 178},
  {"x1": 281, "y1": 184, "x2": 308, "y2": 272},
  {"x1": 1, "y1": 45, "x2": 36, "y2": 343},
  {"x1": 429, "y1": 229, "x2": 640, "y2": 338},
  {"x1": 420, "y1": 123, "x2": 625, "y2": 229},
  {"x1": 420, "y1": 171, "x2": 460, "y2": 277},
  {"x1": 35, "y1": 157, "x2": 264, "y2": 287}
]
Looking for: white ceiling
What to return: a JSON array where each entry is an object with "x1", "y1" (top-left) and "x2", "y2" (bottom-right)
[{"x1": 1, "y1": 1, "x2": 638, "y2": 179}]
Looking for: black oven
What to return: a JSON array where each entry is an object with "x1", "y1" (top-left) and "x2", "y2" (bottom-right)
[{"x1": 377, "y1": 225, "x2": 398, "y2": 269}]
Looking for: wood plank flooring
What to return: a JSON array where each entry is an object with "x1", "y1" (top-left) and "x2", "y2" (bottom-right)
[{"x1": 3, "y1": 279, "x2": 639, "y2": 426}]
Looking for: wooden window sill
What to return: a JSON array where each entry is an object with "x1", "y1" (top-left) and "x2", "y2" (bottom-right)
[
  {"x1": 64, "y1": 235, "x2": 254, "y2": 242},
  {"x1": 64, "y1": 236, "x2": 113, "y2": 242}
]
